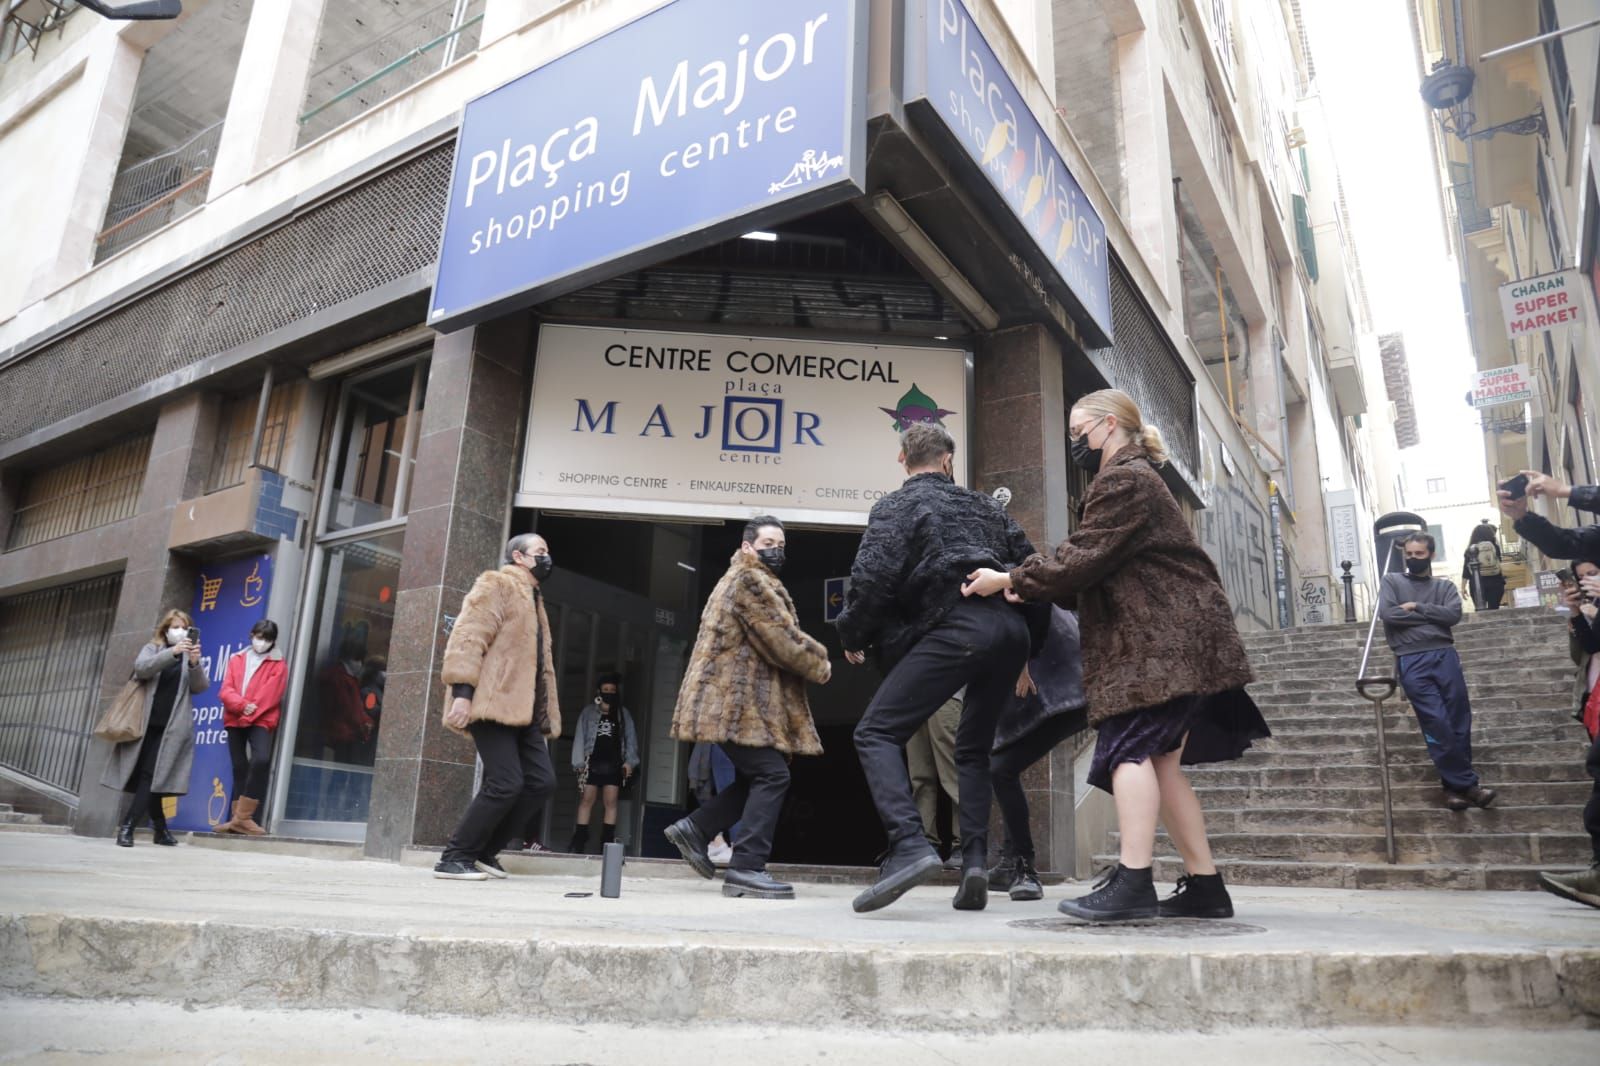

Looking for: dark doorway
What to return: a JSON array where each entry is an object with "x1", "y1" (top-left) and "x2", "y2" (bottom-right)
[{"x1": 522, "y1": 512, "x2": 886, "y2": 867}]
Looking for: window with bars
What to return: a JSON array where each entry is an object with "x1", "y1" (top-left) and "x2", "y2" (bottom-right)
[
  {"x1": 1206, "y1": 85, "x2": 1236, "y2": 212},
  {"x1": 206, "y1": 382, "x2": 297, "y2": 494},
  {"x1": 0, "y1": 573, "x2": 121, "y2": 794},
  {"x1": 6, "y1": 435, "x2": 152, "y2": 551}
]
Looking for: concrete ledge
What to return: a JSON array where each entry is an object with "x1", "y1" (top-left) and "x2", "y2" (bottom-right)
[{"x1": 1, "y1": 911, "x2": 1595, "y2": 1032}]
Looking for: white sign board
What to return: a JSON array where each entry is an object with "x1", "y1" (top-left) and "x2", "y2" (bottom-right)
[
  {"x1": 1498, "y1": 270, "x2": 1582, "y2": 340},
  {"x1": 518, "y1": 325, "x2": 970, "y2": 525},
  {"x1": 1471, "y1": 364, "x2": 1534, "y2": 409},
  {"x1": 1329, "y1": 501, "x2": 1361, "y2": 582}
]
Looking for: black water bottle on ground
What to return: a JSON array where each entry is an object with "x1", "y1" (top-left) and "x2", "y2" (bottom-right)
[{"x1": 600, "y1": 841, "x2": 624, "y2": 898}]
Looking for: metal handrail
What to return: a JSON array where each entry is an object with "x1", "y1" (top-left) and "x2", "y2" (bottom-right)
[
  {"x1": 1354, "y1": 546, "x2": 1399, "y2": 864},
  {"x1": 298, "y1": 12, "x2": 484, "y2": 126}
]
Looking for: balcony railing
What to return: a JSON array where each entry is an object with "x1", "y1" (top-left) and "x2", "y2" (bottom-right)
[
  {"x1": 297, "y1": 0, "x2": 484, "y2": 145},
  {"x1": 95, "y1": 121, "x2": 222, "y2": 262}
]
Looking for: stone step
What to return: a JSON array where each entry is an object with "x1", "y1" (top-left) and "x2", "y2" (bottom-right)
[
  {"x1": 1259, "y1": 722, "x2": 1579, "y2": 746},
  {"x1": 1219, "y1": 743, "x2": 1582, "y2": 769},
  {"x1": 1189, "y1": 782, "x2": 1594, "y2": 809},
  {"x1": 1252, "y1": 693, "x2": 1564, "y2": 713},
  {"x1": 1115, "y1": 829, "x2": 1594, "y2": 866},
  {"x1": 1202, "y1": 804, "x2": 1581, "y2": 835},
  {"x1": 0, "y1": 812, "x2": 43, "y2": 826},
  {"x1": 1247, "y1": 677, "x2": 1572, "y2": 697},
  {"x1": 0, "y1": 824, "x2": 70, "y2": 836},
  {"x1": 1186, "y1": 760, "x2": 1589, "y2": 788},
  {"x1": 1103, "y1": 853, "x2": 1592, "y2": 892},
  {"x1": 1249, "y1": 663, "x2": 1573, "y2": 683}
]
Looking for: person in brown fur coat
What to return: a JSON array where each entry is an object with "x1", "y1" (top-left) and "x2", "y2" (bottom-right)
[
  {"x1": 666, "y1": 515, "x2": 832, "y2": 899},
  {"x1": 432, "y1": 533, "x2": 560, "y2": 881},
  {"x1": 965, "y1": 389, "x2": 1268, "y2": 923}
]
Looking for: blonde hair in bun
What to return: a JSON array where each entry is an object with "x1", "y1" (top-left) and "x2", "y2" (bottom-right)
[{"x1": 1072, "y1": 388, "x2": 1169, "y2": 465}]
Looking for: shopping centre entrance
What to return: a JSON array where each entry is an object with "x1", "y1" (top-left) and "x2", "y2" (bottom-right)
[{"x1": 525, "y1": 511, "x2": 894, "y2": 867}]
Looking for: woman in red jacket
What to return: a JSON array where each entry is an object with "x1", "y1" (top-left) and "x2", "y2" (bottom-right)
[{"x1": 215, "y1": 619, "x2": 288, "y2": 835}]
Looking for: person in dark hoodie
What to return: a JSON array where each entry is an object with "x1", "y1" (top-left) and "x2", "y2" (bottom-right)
[{"x1": 1379, "y1": 532, "x2": 1495, "y2": 811}]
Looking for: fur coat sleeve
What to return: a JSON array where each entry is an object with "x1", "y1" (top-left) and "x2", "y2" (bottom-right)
[
  {"x1": 1009, "y1": 463, "x2": 1149, "y2": 604},
  {"x1": 735, "y1": 568, "x2": 832, "y2": 684}
]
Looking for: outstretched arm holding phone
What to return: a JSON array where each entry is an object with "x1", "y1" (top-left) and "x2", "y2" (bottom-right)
[{"x1": 1499, "y1": 471, "x2": 1600, "y2": 562}]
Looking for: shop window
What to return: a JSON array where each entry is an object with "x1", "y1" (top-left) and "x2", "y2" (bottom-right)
[
  {"x1": 6, "y1": 434, "x2": 152, "y2": 551},
  {"x1": 0, "y1": 573, "x2": 121, "y2": 793},
  {"x1": 1426, "y1": 477, "x2": 1446, "y2": 494},
  {"x1": 326, "y1": 358, "x2": 428, "y2": 533},
  {"x1": 206, "y1": 381, "x2": 297, "y2": 494}
]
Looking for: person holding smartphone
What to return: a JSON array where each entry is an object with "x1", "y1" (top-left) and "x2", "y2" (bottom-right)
[
  {"x1": 102, "y1": 609, "x2": 209, "y2": 847},
  {"x1": 1498, "y1": 471, "x2": 1600, "y2": 562},
  {"x1": 1540, "y1": 559, "x2": 1600, "y2": 909}
]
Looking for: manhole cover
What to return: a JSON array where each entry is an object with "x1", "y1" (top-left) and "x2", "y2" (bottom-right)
[{"x1": 1008, "y1": 917, "x2": 1267, "y2": 938}]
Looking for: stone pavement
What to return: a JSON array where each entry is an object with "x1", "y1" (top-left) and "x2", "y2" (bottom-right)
[{"x1": 0, "y1": 832, "x2": 1597, "y2": 1037}]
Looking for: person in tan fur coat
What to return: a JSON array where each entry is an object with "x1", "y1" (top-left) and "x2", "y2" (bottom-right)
[
  {"x1": 666, "y1": 515, "x2": 832, "y2": 899},
  {"x1": 432, "y1": 533, "x2": 560, "y2": 881}
]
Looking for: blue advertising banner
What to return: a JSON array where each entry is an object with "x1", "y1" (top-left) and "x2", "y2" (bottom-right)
[
  {"x1": 169, "y1": 553, "x2": 274, "y2": 833},
  {"x1": 904, "y1": 0, "x2": 1113, "y2": 344},
  {"x1": 429, "y1": 0, "x2": 867, "y2": 332}
]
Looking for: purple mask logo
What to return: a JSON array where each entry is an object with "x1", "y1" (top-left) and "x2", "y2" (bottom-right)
[{"x1": 880, "y1": 384, "x2": 956, "y2": 432}]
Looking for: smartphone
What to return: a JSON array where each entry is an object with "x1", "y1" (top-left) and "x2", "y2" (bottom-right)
[
  {"x1": 1499, "y1": 473, "x2": 1529, "y2": 500},
  {"x1": 187, "y1": 625, "x2": 200, "y2": 646},
  {"x1": 1556, "y1": 568, "x2": 1575, "y2": 585}
]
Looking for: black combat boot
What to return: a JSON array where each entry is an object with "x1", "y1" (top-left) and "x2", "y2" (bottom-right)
[
  {"x1": 1057, "y1": 864, "x2": 1158, "y2": 922},
  {"x1": 1009, "y1": 857, "x2": 1044, "y2": 902},
  {"x1": 147, "y1": 797, "x2": 178, "y2": 846},
  {"x1": 986, "y1": 854, "x2": 1017, "y2": 891},
  {"x1": 567, "y1": 824, "x2": 589, "y2": 854}
]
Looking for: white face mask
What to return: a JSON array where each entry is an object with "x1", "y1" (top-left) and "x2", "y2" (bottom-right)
[
  {"x1": 165, "y1": 627, "x2": 188, "y2": 646},
  {"x1": 251, "y1": 638, "x2": 273, "y2": 655}
]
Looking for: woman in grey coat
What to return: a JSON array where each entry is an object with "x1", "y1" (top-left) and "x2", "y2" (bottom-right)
[{"x1": 103, "y1": 608, "x2": 208, "y2": 847}]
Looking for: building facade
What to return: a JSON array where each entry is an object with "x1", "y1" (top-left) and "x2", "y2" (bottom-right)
[
  {"x1": 1411, "y1": 0, "x2": 1600, "y2": 586},
  {"x1": 0, "y1": 0, "x2": 1392, "y2": 873}
]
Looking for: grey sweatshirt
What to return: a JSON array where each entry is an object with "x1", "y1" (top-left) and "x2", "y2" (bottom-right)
[{"x1": 1379, "y1": 570, "x2": 1463, "y2": 656}]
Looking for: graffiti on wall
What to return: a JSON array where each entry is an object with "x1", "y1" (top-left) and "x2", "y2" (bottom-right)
[{"x1": 1198, "y1": 481, "x2": 1275, "y2": 630}]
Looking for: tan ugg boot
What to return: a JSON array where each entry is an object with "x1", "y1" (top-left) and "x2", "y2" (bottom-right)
[
  {"x1": 234, "y1": 796, "x2": 267, "y2": 836},
  {"x1": 212, "y1": 799, "x2": 242, "y2": 834}
]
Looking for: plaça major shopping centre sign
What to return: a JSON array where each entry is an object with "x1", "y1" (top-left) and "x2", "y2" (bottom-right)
[
  {"x1": 518, "y1": 325, "x2": 970, "y2": 526},
  {"x1": 429, "y1": 0, "x2": 865, "y2": 331},
  {"x1": 903, "y1": 0, "x2": 1113, "y2": 345}
]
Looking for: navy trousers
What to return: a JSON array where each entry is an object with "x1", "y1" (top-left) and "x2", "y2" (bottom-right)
[{"x1": 1395, "y1": 647, "x2": 1479, "y2": 793}]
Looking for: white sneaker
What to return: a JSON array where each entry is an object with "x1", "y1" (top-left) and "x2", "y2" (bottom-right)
[{"x1": 707, "y1": 836, "x2": 733, "y2": 865}]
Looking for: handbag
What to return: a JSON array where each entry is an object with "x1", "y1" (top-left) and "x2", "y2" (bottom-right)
[{"x1": 92, "y1": 675, "x2": 147, "y2": 744}]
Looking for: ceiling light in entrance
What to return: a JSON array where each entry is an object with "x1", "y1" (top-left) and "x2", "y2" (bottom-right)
[{"x1": 741, "y1": 231, "x2": 780, "y2": 242}]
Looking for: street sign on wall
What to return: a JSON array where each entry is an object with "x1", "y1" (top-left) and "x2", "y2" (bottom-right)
[
  {"x1": 902, "y1": 0, "x2": 1112, "y2": 345},
  {"x1": 1498, "y1": 270, "x2": 1582, "y2": 340},
  {"x1": 824, "y1": 576, "x2": 852, "y2": 622},
  {"x1": 429, "y1": 0, "x2": 866, "y2": 332},
  {"x1": 1471, "y1": 364, "x2": 1534, "y2": 408},
  {"x1": 517, "y1": 325, "x2": 970, "y2": 526}
]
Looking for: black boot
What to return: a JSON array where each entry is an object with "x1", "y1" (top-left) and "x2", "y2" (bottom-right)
[
  {"x1": 663, "y1": 817, "x2": 715, "y2": 879},
  {"x1": 851, "y1": 836, "x2": 941, "y2": 913},
  {"x1": 148, "y1": 796, "x2": 178, "y2": 846},
  {"x1": 1158, "y1": 871, "x2": 1233, "y2": 918},
  {"x1": 986, "y1": 854, "x2": 1017, "y2": 891},
  {"x1": 1009, "y1": 857, "x2": 1044, "y2": 902},
  {"x1": 952, "y1": 865, "x2": 988, "y2": 911},
  {"x1": 601, "y1": 823, "x2": 616, "y2": 846},
  {"x1": 1057, "y1": 864, "x2": 1158, "y2": 922},
  {"x1": 567, "y1": 824, "x2": 589, "y2": 854},
  {"x1": 116, "y1": 812, "x2": 136, "y2": 848}
]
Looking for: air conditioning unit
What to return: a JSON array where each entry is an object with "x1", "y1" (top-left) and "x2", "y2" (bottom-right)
[{"x1": 1286, "y1": 127, "x2": 1307, "y2": 149}]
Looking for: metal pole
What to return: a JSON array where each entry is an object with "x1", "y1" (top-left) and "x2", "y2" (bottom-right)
[
  {"x1": 1480, "y1": 15, "x2": 1600, "y2": 61},
  {"x1": 1355, "y1": 543, "x2": 1400, "y2": 864},
  {"x1": 247, "y1": 364, "x2": 276, "y2": 469},
  {"x1": 1341, "y1": 560, "x2": 1356, "y2": 623}
]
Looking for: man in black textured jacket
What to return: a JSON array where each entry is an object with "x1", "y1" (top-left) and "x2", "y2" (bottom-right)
[{"x1": 837, "y1": 423, "x2": 1040, "y2": 914}]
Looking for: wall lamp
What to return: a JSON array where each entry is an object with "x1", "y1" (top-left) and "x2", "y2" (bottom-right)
[{"x1": 1420, "y1": 60, "x2": 1546, "y2": 141}]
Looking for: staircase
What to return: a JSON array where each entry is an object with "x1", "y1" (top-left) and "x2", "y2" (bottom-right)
[
  {"x1": 1098, "y1": 608, "x2": 1594, "y2": 889},
  {"x1": 0, "y1": 802, "x2": 65, "y2": 834}
]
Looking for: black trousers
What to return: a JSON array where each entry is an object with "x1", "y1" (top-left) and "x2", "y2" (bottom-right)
[
  {"x1": 443, "y1": 721, "x2": 556, "y2": 863},
  {"x1": 854, "y1": 598, "x2": 1031, "y2": 866},
  {"x1": 991, "y1": 709, "x2": 1087, "y2": 862},
  {"x1": 1585, "y1": 728, "x2": 1600, "y2": 864},
  {"x1": 121, "y1": 711, "x2": 172, "y2": 828},
  {"x1": 1479, "y1": 575, "x2": 1506, "y2": 610},
  {"x1": 227, "y1": 725, "x2": 274, "y2": 802},
  {"x1": 687, "y1": 743, "x2": 789, "y2": 871}
]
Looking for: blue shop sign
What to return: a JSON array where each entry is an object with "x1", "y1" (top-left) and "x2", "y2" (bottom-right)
[
  {"x1": 429, "y1": 0, "x2": 867, "y2": 332},
  {"x1": 904, "y1": 0, "x2": 1113, "y2": 344}
]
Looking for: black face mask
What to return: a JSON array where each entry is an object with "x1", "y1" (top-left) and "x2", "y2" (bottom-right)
[
  {"x1": 1070, "y1": 436, "x2": 1103, "y2": 475},
  {"x1": 755, "y1": 547, "x2": 786, "y2": 575},
  {"x1": 529, "y1": 555, "x2": 554, "y2": 583},
  {"x1": 598, "y1": 693, "x2": 617, "y2": 711},
  {"x1": 1404, "y1": 557, "x2": 1431, "y2": 576}
]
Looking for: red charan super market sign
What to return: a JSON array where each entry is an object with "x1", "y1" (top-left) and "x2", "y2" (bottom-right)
[{"x1": 1498, "y1": 269, "x2": 1583, "y2": 340}]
